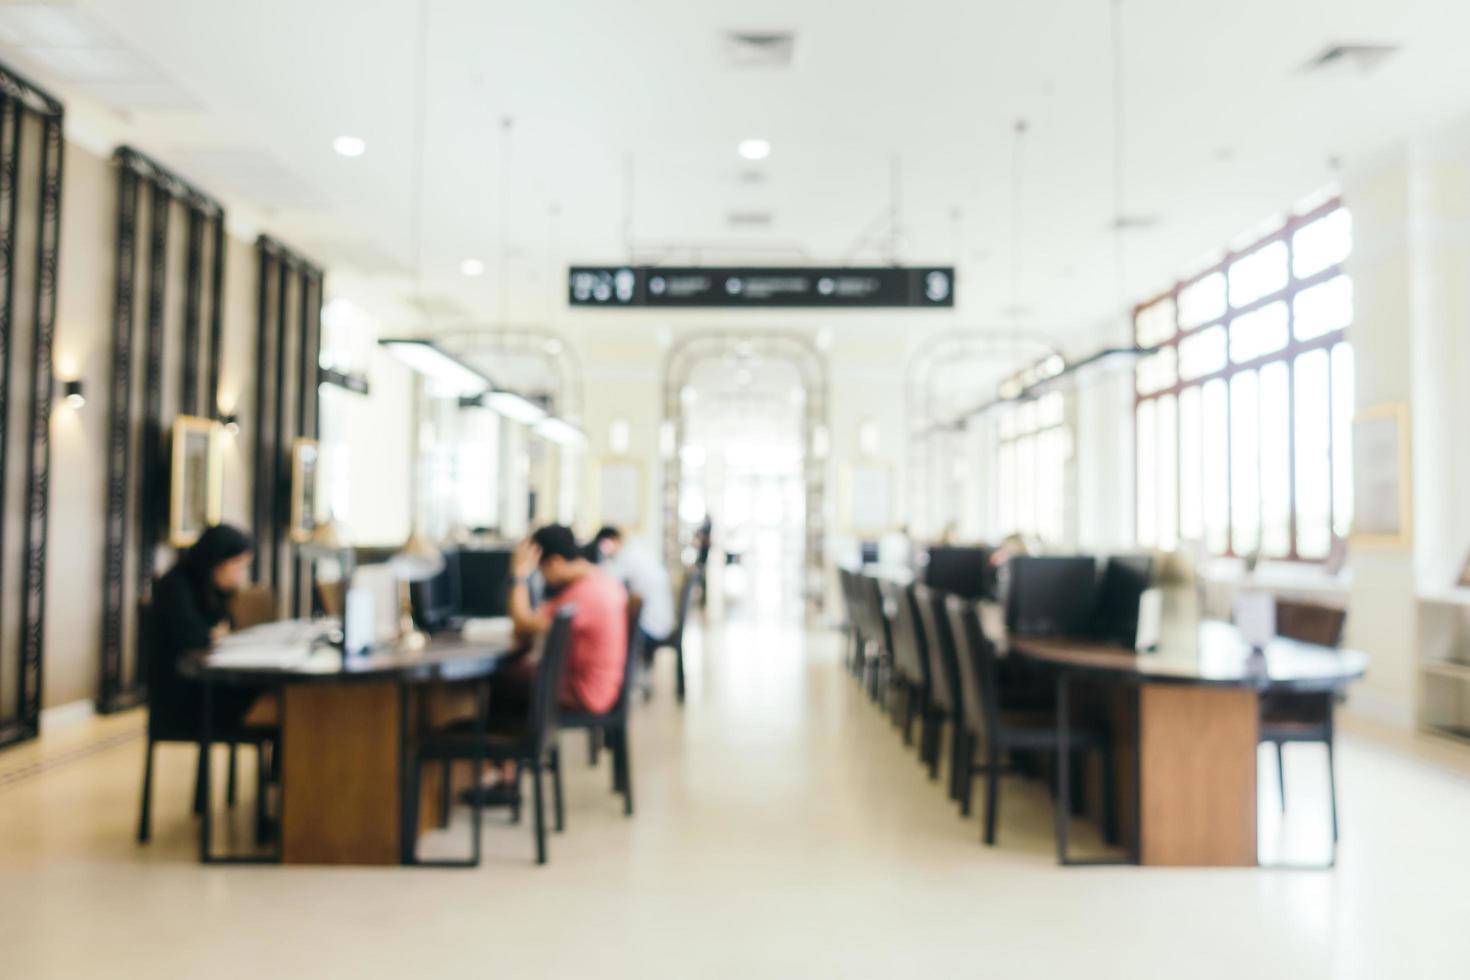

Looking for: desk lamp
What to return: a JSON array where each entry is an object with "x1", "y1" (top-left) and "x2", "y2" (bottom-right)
[{"x1": 389, "y1": 531, "x2": 445, "y2": 650}]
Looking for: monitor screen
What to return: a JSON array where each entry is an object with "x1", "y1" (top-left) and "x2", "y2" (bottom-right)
[
  {"x1": 1092, "y1": 555, "x2": 1155, "y2": 646},
  {"x1": 459, "y1": 548, "x2": 513, "y2": 618},
  {"x1": 1005, "y1": 556, "x2": 1099, "y2": 636},
  {"x1": 923, "y1": 546, "x2": 997, "y2": 600},
  {"x1": 410, "y1": 550, "x2": 461, "y2": 632}
]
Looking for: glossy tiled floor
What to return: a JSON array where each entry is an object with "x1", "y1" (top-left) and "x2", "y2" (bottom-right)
[{"x1": 3, "y1": 618, "x2": 1470, "y2": 978}]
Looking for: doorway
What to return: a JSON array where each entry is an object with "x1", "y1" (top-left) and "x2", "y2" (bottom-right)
[{"x1": 663, "y1": 332, "x2": 828, "y2": 621}]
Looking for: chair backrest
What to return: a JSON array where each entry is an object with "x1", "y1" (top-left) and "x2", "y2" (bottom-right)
[
  {"x1": 913, "y1": 583, "x2": 961, "y2": 713},
  {"x1": 945, "y1": 594, "x2": 1004, "y2": 741},
  {"x1": 837, "y1": 568, "x2": 859, "y2": 634},
  {"x1": 880, "y1": 578, "x2": 927, "y2": 685},
  {"x1": 1275, "y1": 599, "x2": 1346, "y2": 648},
  {"x1": 230, "y1": 584, "x2": 278, "y2": 630},
  {"x1": 138, "y1": 595, "x2": 196, "y2": 741},
  {"x1": 317, "y1": 580, "x2": 345, "y2": 618},
  {"x1": 671, "y1": 567, "x2": 700, "y2": 648},
  {"x1": 858, "y1": 575, "x2": 893, "y2": 657},
  {"x1": 608, "y1": 593, "x2": 644, "y2": 716},
  {"x1": 528, "y1": 606, "x2": 577, "y2": 757}
]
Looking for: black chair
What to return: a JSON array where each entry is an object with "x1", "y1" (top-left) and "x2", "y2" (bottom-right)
[
  {"x1": 656, "y1": 568, "x2": 701, "y2": 703},
  {"x1": 136, "y1": 599, "x2": 276, "y2": 846},
  {"x1": 838, "y1": 568, "x2": 865, "y2": 676},
  {"x1": 1260, "y1": 599, "x2": 1347, "y2": 855},
  {"x1": 912, "y1": 584, "x2": 963, "y2": 787},
  {"x1": 945, "y1": 594, "x2": 1115, "y2": 860},
  {"x1": 406, "y1": 607, "x2": 575, "y2": 867},
  {"x1": 856, "y1": 575, "x2": 895, "y2": 705},
  {"x1": 880, "y1": 578, "x2": 931, "y2": 748},
  {"x1": 560, "y1": 595, "x2": 643, "y2": 817}
]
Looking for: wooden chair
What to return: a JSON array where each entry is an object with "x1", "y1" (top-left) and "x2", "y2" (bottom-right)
[
  {"x1": 945, "y1": 593, "x2": 1115, "y2": 858},
  {"x1": 1261, "y1": 599, "x2": 1348, "y2": 852},
  {"x1": 406, "y1": 607, "x2": 575, "y2": 866}
]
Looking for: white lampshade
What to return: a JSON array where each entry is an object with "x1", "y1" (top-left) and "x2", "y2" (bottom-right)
[{"x1": 389, "y1": 531, "x2": 446, "y2": 582}]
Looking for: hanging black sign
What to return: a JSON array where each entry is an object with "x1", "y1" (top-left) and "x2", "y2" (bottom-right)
[{"x1": 567, "y1": 266, "x2": 954, "y2": 308}]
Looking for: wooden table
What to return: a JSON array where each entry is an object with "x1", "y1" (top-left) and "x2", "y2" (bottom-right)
[
  {"x1": 1006, "y1": 618, "x2": 1366, "y2": 867},
  {"x1": 182, "y1": 626, "x2": 517, "y2": 866}
]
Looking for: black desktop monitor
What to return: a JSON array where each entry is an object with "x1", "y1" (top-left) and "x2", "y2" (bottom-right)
[
  {"x1": 1092, "y1": 555, "x2": 1155, "y2": 646},
  {"x1": 410, "y1": 550, "x2": 461, "y2": 633},
  {"x1": 458, "y1": 548, "x2": 513, "y2": 618},
  {"x1": 923, "y1": 545, "x2": 997, "y2": 600},
  {"x1": 859, "y1": 540, "x2": 880, "y2": 565},
  {"x1": 1004, "y1": 556, "x2": 1099, "y2": 636}
]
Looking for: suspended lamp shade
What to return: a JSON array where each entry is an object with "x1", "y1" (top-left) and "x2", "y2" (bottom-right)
[{"x1": 389, "y1": 531, "x2": 446, "y2": 582}]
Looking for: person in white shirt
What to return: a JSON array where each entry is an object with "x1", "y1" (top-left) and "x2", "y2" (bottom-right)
[{"x1": 593, "y1": 527, "x2": 675, "y2": 691}]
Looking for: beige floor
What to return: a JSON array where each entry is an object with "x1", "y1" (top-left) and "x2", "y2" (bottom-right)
[{"x1": 3, "y1": 619, "x2": 1470, "y2": 979}]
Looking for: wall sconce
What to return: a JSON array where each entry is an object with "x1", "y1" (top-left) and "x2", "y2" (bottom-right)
[
  {"x1": 219, "y1": 413, "x2": 240, "y2": 436},
  {"x1": 62, "y1": 379, "x2": 85, "y2": 409}
]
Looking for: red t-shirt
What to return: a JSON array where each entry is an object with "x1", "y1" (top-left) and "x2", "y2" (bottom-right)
[{"x1": 541, "y1": 569, "x2": 628, "y2": 713}]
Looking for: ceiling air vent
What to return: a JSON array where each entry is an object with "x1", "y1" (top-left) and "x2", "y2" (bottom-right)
[
  {"x1": 1301, "y1": 43, "x2": 1399, "y2": 75},
  {"x1": 727, "y1": 211, "x2": 774, "y2": 228},
  {"x1": 724, "y1": 31, "x2": 795, "y2": 68},
  {"x1": 1111, "y1": 214, "x2": 1160, "y2": 232}
]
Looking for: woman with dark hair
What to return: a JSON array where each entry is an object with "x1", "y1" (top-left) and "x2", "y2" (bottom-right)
[{"x1": 152, "y1": 524, "x2": 274, "y2": 729}]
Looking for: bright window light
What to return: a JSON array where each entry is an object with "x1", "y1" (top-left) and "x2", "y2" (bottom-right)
[
  {"x1": 738, "y1": 138, "x2": 771, "y2": 161},
  {"x1": 378, "y1": 339, "x2": 490, "y2": 398},
  {"x1": 333, "y1": 135, "x2": 366, "y2": 157},
  {"x1": 460, "y1": 258, "x2": 485, "y2": 277}
]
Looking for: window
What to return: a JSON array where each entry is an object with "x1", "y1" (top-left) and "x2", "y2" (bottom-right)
[
  {"x1": 1134, "y1": 197, "x2": 1353, "y2": 560},
  {"x1": 996, "y1": 391, "x2": 1069, "y2": 543}
]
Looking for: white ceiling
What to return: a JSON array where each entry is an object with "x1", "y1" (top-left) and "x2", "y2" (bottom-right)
[{"x1": 4, "y1": 0, "x2": 1470, "y2": 350}]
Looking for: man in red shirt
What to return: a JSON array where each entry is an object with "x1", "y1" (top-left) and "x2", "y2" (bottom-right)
[
  {"x1": 467, "y1": 525, "x2": 628, "y2": 805},
  {"x1": 508, "y1": 524, "x2": 628, "y2": 714}
]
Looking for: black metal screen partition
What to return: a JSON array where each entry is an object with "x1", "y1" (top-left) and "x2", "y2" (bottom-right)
[
  {"x1": 252, "y1": 236, "x2": 323, "y2": 620},
  {"x1": 0, "y1": 64, "x2": 62, "y2": 748},
  {"x1": 96, "y1": 147, "x2": 226, "y2": 713}
]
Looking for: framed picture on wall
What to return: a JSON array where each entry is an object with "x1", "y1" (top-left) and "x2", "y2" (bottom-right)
[
  {"x1": 597, "y1": 456, "x2": 644, "y2": 530},
  {"x1": 169, "y1": 415, "x2": 223, "y2": 548},
  {"x1": 841, "y1": 461, "x2": 896, "y2": 536},
  {"x1": 1351, "y1": 402, "x2": 1412, "y2": 549},
  {"x1": 290, "y1": 438, "x2": 321, "y2": 543}
]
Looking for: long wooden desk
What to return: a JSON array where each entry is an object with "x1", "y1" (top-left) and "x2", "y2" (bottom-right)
[
  {"x1": 1005, "y1": 618, "x2": 1366, "y2": 867},
  {"x1": 182, "y1": 625, "x2": 518, "y2": 866}
]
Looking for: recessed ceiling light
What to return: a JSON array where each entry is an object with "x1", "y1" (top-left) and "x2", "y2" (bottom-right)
[
  {"x1": 738, "y1": 138, "x2": 771, "y2": 161},
  {"x1": 333, "y1": 135, "x2": 366, "y2": 157},
  {"x1": 460, "y1": 258, "x2": 485, "y2": 277}
]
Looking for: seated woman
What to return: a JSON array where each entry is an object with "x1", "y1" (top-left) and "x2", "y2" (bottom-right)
[{"x1": 152, "y1": 524, "x2": 275, "y2": 730}]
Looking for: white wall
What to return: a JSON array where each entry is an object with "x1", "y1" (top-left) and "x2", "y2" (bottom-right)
[{"x1": 319, "y1": 347, "x2": 415, "y2": 547}]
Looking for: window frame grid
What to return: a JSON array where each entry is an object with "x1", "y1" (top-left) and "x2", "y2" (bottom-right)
[{"x1": 1133, "y1": 197, "x2": 1349, "y2": 562}]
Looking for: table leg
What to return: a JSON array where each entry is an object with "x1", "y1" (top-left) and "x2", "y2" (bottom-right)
[
  {"x1": 1055, "y1": 672, "x2": 1070, "y2": 865},
  {"x1": 199, "y1": 677, "x2": 213, "y2": 864}
]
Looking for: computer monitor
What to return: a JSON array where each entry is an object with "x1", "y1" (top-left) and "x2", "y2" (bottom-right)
[
  {"x1": 1091, "y1": 555, "x2": 1155, "y2": 646},
  {"x1": 458, "y1": 548, "x2": 513, "y2": 618},
  {"x1": 410, "y1": 550, "x2": 461, "y2": 632},
  {"x1": 1004, "y1": 556, "x2": 1099, "y2": 636},
  {"x1": 859, "y1": 540, "x2": 880, "y2": 565},
  {"x1": 923, "y1": 545, "x2": 997, "y2": 600}
]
